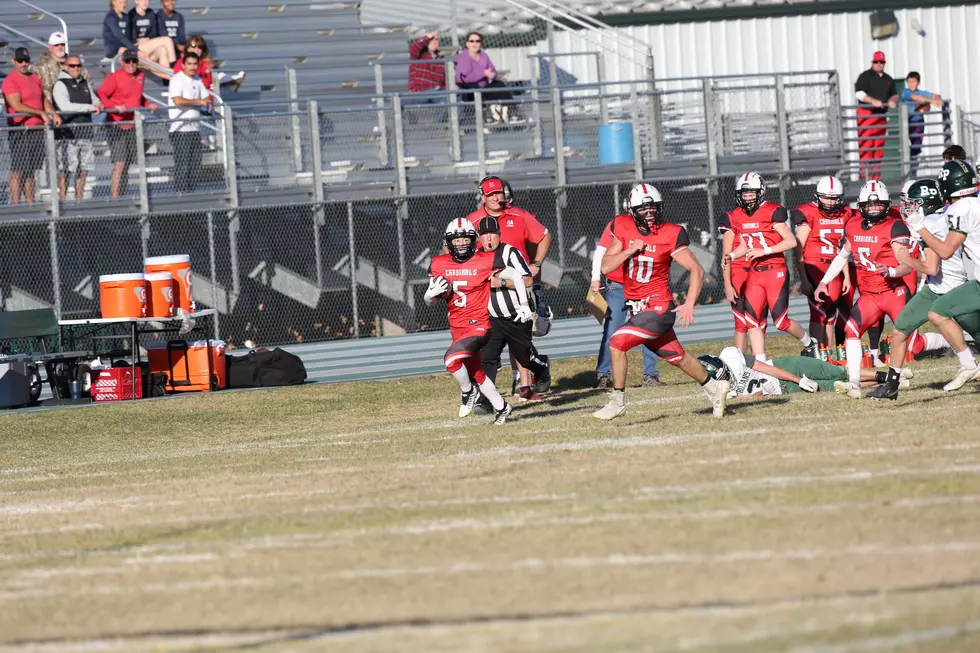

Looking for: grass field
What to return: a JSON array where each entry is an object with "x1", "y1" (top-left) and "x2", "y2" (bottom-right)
[{"x1": 2, "y1": 335, "x2": 980, "y2": 652}]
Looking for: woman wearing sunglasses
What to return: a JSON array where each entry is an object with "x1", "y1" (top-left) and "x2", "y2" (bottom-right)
[{"x1": 454, "y1": 31, "x2": 515, "y2": 124}]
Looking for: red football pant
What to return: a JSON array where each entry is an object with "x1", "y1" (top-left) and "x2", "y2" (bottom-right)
[
  {"x1": 857, "y1": 107, "x2": 886, "y2": 180},
  {"x1": 609, "y1": 306, "x2": 686, "y2": 365},
  {"x1": 742, "y1": 265, "x2": 792, "y2": 332},
  {"x1": 444, "y1": 327, "x2": 491, "y2": 384},
  {"x1": 845, "y1": 285, "x2": 911, "y2": 339},
  {"x1": 730, "y1": 264, "x2": 750, "y2": 334},
  {"x1": 804, "y1": 261, "x2": 842, "y2": 326}
]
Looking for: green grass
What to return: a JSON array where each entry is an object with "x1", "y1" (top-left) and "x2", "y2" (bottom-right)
[{"x1": 2, "y1": 336, "x2": 980, "y2": 652}]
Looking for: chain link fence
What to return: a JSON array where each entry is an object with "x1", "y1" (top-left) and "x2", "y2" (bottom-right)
[{"x1": 3, "y1": 172, "x2": 846, "y2": 348}]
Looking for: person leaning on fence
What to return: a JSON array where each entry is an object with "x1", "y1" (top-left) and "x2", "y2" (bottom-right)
[
  {"x1": 156, "y1": 0, "x2": 188, "y2": 58},
  {"x1": 902, "y1": 72, "x2": 944, "y2": 176},
  {"x1": 2, "y1": 47, "x2": 61, "y2": 205},
  {"x1": 97, "y1": 49, "x2": 158, "y2": 198},
  {"x1": 52, "y1": 55, "x2": 103, "y2": 202},
  {"x1": 33, "y1": 32, "x2": 91, "y2": 103},
  {"x1": 454, "y1": 31, "x2": 516, "y2": 125},
  {"x1": 168, "y1": 51, "x2": 210, "y2": 193},
  {"x1": 853, "y1": 51, "x2": 897, "y2": 181}
]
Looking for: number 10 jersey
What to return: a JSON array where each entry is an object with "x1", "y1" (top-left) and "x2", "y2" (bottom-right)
[{"x1": 609, "y1": 215, "x2": 691, "y2": 301}]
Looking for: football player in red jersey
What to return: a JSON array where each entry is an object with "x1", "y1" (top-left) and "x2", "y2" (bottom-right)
[
  {"x1": 723, "y1": 172, "x2": 819, "y2": 361},
  {"x1": 426, "y1": 218, "x2": 528, "y2": 424},
  {"x1": 791, "y1": 175, "x2": 853, "y2": 346},
  {"x1": 815, "y1": 180, "x2": 914, "y2": 398},
  {"x1": 593, "y1": 184, "x2": 731, "y2": 420}
]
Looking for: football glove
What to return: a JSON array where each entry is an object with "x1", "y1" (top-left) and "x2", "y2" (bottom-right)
[
  {"x1": 424, "y1": 276, "x2": 449, "y2": 305},
  {"x1": 515, "y1": 304, "x2": 534, "y2": 323},
  {"x1": 904, "y1": 206, "x2": 926, "y2": 234},
  {"x1": 799, "y1": 375, "x2": 818, "y2": 393}
]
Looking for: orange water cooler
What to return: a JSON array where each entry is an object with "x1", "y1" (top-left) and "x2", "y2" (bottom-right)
[
  {"x1": 99, "y1": 274, "x2": 148, "y2": 318},
  {"x1": 144, "y1": 255, "x2": 193, "y2": 314},
  {"x1": 146, "y1": 340, "x2": 226, "y2": 392}
]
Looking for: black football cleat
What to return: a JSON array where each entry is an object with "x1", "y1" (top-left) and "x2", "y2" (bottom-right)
[{"x1": 867, "y1": 383, "x2": 899, "y2": 401}]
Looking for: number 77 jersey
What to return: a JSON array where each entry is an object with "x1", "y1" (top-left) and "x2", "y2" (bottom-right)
[
  {"x1": 719, "y1": 201, "x2": 790, "y2": 266},
  {"x1": 610, "y1": 215, "x2": 691, "y2": 301}
]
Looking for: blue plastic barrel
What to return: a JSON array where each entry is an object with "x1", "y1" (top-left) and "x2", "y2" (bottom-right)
[{"x1": 598, "y1": 123, "x2": 634, "y2": 164}]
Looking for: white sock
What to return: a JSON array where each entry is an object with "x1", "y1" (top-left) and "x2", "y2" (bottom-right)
[
  {"x1": 800, "y1": 333, "x2": 813, "y2": 347},
  {"x1": 956, "y1": 349, "x2": 977, "y2": 369},
  {"x1": 755, "y1": 354, "x2": 767, "y2": 363},
  {"x1": 846, "y1": 338, "x2": 863, "y2": 385},
  {"x1": 452, "y1": 366, "x2": 472, "y2": 392},
  {"x1": 610, "y1": 388, "x2": 625, "y2": 406},
  {"x1": 478, "y1": 377, "x2": 505, "y2": 410},
  {"x1": 923, "y1": 332, "x2": 949, "y2": 352},
  {"x1": 870, "y1": 348, "x2": 879, "y2": 356}
]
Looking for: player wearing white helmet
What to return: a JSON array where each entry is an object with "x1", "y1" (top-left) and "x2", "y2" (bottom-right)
[
  {"x1": 593, "y1": 183, "x2": 730, "y2": 420},
  {"x1": 815, "y1": 180, "x2": 914, "y2": 398},
  {"x1": 790, "y1": 175, "x2": 855, "y2": 347},
  {"x1": 426, "y1": 218, "x2": 521, "y2": 424},
  {"x1": 722, "y1": 172, "x2": 819, "y2": 362}
]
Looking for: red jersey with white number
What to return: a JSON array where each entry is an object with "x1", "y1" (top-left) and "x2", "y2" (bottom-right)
[
  {"x1": 429, "y1": 250, "x2": 504, "y2": 331},
  {"x1": 844, "y1": 216, "x2": 912, "y2": 294},
  {"x1": 610, "y1": 215, "x2": 691, "y2": 301},
  {"x1": 464, "y1": 206, "x2": 548, "y2": 262},
  {"x1": 791, "y1": 203, "x2": 854, "y2": 264},
  {"x1": 598, "y1": 218, "x2": 625, "y2": 284},
  {"x1": 719, "y1": 202, "x2": 790, "y2": 266}
]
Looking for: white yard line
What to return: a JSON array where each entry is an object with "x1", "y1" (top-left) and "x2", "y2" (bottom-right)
[{"x1": 784, "y1": 619, "x2": 980, "y2": 653}]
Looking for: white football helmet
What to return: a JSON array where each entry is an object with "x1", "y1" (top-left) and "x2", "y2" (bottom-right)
[
  {"x1": 857, "y1": 180, "x2": 891, "y2": 225},
  {"x1": 444, "y1": 218, "x2": 478, "y2": 262},
  {"x1": 626, "y1": 183, "x2": 665, "y2": 235},
  {"x1": 814, "y1": 175, "x2": 845, "y2": 214},
  {"x1": 735, "y1": 171, "x2": 766, "y2": 213}
]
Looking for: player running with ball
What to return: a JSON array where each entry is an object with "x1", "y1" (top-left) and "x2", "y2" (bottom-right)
[{"x1": 425, "y1": 218, "x2": 532, "y2": 424}]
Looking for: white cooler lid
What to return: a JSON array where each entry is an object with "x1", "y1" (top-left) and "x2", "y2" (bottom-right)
[
  {"x1": 99, "y1": 273, "x2": 147, "y2": 282},
  {"x1": 145, "y1": 340, "x2": 226, "y2": 349},
  {"x1": 145, "y1": 254, "x2": 190, "y2": 266},
  {"x1": 144, "y1": 272, "x2": 173, "y2": 281}
]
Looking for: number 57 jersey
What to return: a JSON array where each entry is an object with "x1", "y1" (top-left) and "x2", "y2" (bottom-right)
[
  {"x1": 791, "y1": 203, "x2": 854, "y2": 266},
  {"x1": 610, "y1": 215, "x2": 691, "y2": 301}
]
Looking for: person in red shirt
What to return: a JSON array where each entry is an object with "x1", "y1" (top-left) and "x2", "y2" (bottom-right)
[
  {"x1": 97, "y1": 50, "x2": 158, "y2": 198},
  {"x1": 425, "y1": 218, "x2": 524, "y2": 425},
  {"x1": 723, "y1": 172, "x2": 819, "y2": 361},
  {"x1": 466, "y1": 176, "x2": 553, "y2": 391},
  {"x1": 408, "y1": 32, "x2": 446, "y2": 93},
  {"x1": 2, "y1": 47, "x2": 61, "y2": 204},
  {"x1": 791, "y1": 175, "x2": 853, "y2": 347},
  {"x1": 815, "y1": 180, "x2": 913, "y2": 398},
  {"x1": 593, "y1": 184, "x2": 731, "y2": 420}
]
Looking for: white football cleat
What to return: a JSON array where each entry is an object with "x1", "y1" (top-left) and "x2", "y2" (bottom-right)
[
  {"x1": 459, "y1": 388, "x2": 480, "y2": 417},
  {"x1": 834, "y1": 381, "x2": 862, "y2": 399},
  {"x1": 943, "y1": 363, "x2": 980, "y2": 392},
  {"x1": 702, "y1": 377, "x2": 730, "y2": 418},
  {"x1": 593, "y1": 392, "x2": 626, "y2": 421},
  {"x1": 898, "y1": 379, "x2": 911, "y2": 390},
  {"x1": 900, "y1": 367, "x2": 914, "y2": 381}
]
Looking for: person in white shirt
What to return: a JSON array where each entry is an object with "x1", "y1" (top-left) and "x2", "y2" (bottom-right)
[{"x1": 167, "y1": 51, "x2": 209, "y2": 193}]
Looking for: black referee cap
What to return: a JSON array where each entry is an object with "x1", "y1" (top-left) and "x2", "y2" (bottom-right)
[{"x1": 477, "y1": 216, "x2": 500, "y2": 234}]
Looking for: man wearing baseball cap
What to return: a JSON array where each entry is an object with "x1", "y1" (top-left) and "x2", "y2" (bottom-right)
[
  {"x1": 854, "y1": 51, "x2": 898, "y2": 180},
  {"x1": 2, "y1": 47, "x2": 61, "y2": 204},
  {"x1": 33, "y1": 32, "x2": 91, "y2": 103}
]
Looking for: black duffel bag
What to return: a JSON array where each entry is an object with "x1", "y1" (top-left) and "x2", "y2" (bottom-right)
[{"x1": 225, "y1": 348, "x2": 307, "y2": 388}]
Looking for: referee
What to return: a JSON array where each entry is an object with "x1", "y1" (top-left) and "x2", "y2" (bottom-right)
[{"x1": 476, "y1": 216, "x2": 551, "y2": 406}]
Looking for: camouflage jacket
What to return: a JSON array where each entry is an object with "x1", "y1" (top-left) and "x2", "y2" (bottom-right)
[{"x1": 33, "y1": 54, "x2": 91, "y2": 101}]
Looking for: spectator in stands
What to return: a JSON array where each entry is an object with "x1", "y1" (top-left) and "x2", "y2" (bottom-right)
[
  {"x1": 128, "y1": 0, "x2": 177, "y2": 71},
  {"x1": 168, "y1": 51, "x2": 210, "y2": 193},
  {"x1": 33, "y1": 32, "x2": 91, "y2": 103},
  {"x1": 156, "y1": 0, "x2": 187, "y2": 57},
  {"x1": 902, "y1": 72, "x2": 944, "y2": 176},
  {"x1": 53, "y1": 55, "x2": 102, "y2": 201},
  {"x1": 104, "y1": 0, "x2": 139, "y2": 59},
  {"x1": 854, "y1": 50, "x2": 897, "y2": 180},
  {"x1": 409, "y1": 32, "x2": 445, "y2": 93},
  {"x1": 98, "y1": 50, "x2": 158, "y2": 198},
  {"x1": 174, "y1": 36, "x2": 245, "y2": 92},
  {"x1": 943, "y1": 144, "x2": 967, "y2": 162},
  {"x1": 2, "y1": 47, "x2": 60, "y2": 204},
  {"x1": 455, "y1": 31, "x2": 515, "y2": 124}
]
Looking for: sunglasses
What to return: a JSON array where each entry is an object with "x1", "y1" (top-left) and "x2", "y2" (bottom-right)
[
  {"x1": 467, "y1": 39, "x2": 481, "y2": 43},
  {"x1": 66, "y1": 63, "x2": 81, "y2": 68},
  {"x1": 872, "y1": 60, "x2": 885, "y2": 64},
  {"x1": 14, "y1": 58, "x2": 30, "y2": 63}
]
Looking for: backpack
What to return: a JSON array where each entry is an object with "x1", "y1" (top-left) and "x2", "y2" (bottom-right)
[{"x1": 225, "y1": 348, "x2": 307, "y2": 388}]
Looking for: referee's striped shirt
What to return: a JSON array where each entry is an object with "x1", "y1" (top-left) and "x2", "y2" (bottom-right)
[{"x1": 488, "y1": 244, "x2": 532, "y2": 319}]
